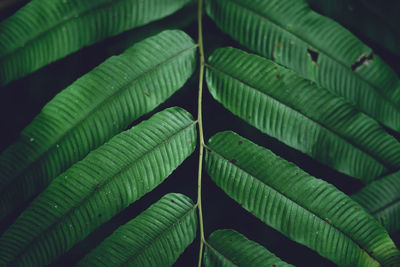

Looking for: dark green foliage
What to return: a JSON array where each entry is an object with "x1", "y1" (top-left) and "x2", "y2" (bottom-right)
[
  {"x1": 0, "y1": 0, "x2": 399, "y2": 266},
  {"x1": 206, "y1": 47, "x2": 400, "y2": 182},
  {"x1": 204, "y1": 229, "x2": 293, "y2": 266},
  {"x1": 0, "y1": 107, "x2": 197, "y2": 266},
  {"x1": 205, "y1": 131, "x2": 400, "y2": 266},
  {"x1": 352, "y1": 171, "x2": 400, "y2": 234},
  {"x1": 0, "y1": 29, "x2": 197, "y2": 221},
  {"x1": 305, "y1": 0, "x2": 400, "y2": 56},
  {"x1": 78, "y1": 193, "x2": 197, "y2": 266},
  {"x1": 0, "y1": 0, "x2": 193, "y2": 86},
  {"x1": 205, "y1": 0, "x2": 400, "y2": 132}
]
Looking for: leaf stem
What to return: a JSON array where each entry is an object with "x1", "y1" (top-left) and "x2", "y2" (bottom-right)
[{"x1": 196, "y1": 0, "x2": 206, "y2": 266}]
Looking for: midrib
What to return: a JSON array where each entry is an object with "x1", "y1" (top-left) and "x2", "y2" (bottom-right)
[
  {"x1": 206, "y1": 63, "x2": 392, "y2": 171},
  {"x1": 8, "y1": 120, "x2": 196, "y2": 265},
  {"x1": 225, "y1": 0, "x2": 400, "y2": 110},
  {"x1": 0, "y1": 0, "x2": 124, "y2": 60},
  {"x1": 1, "y1": 44, "x2": 197, "y2": 196},
  {"x1": 206, "y1": 144, "x2": 382, "y2": 265}
]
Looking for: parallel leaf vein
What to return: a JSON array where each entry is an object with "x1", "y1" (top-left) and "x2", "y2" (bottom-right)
[
  {"x1": 8, "y1": 120, "x2": 196, "y2": 265},
  {"x1": 205, "y1": 144, "x2": 379, "y2": 264},
  {"x1": 1, "y1": 44, "x2": 197, "y2": 194},
  {"x1": 124, "y1": 204, "x2": 196, "y2": 264},
  {"x1": 206, "y1": 63, "x2": 391, "y2": 170},
  {"x1": 225, "y1": 0, "x2": 399, "y2": 109}
]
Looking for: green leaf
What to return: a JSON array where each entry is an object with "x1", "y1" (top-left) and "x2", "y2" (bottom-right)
[
  {"x1": 205, "y1": 0, "x2": 400, "y2": 132},
  {"x1": 206, "y1": 47, "x2": 400, "y2": 182},
  {"x1": 305, "y1": 0, "x2": 400, "y2": 56},
  {"x1": 352, "y1": 171, "x2": 400, "y2": 234},
  {"x1": 0, "y1": 0, "x2": 193, "y2": 86},
  {"x1": 205, "y1": 131, "x2": 400, "y2": 267},
  {"x1": 78, "y1": 193, "x2": 197, "y2": 266},
  {"x1": 0, "y1": 107, "x2": 197, "y2": 266},
  {"x1": 0, "y1": 29, "x2": 197, "y2": 221},
  {"x1": 204, "y1": 229, "x2": 293, "y2": 267}
]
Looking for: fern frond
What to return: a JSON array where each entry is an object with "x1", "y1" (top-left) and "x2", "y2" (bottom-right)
[
  {"x1": 78, "y1": 193, "x2": 197, "y2": 266},
  {"x1": 0, "y1": 107, "x2": 197, "y2": 266},
  {"x1": 352, "y1": 171, "x2": 400, "y2": 234},
  {"x1": 205, "y1": 131, "x2": 400, "y2": 266},
  {"x1": 0, "y1": 0, "x2": 193, "y2": 86},
  {"x1": 206, "y1": 47, "x2": 400, "y2": 182},
  {"x1": 204, "y1": 229, "x2": 293, "y2": 266},
  {"x1": 0, "y1": 29, "x2": 197, "y2": 221},
  {"x1": 205, "y1": 0, "x2": 400, "y2": 132}
]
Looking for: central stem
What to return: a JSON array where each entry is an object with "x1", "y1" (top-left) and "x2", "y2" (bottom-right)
[{"x1": 196, "y1": 0, "x2": 206, "y2": 266}]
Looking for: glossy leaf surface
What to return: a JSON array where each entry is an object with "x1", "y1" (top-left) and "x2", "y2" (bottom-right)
[
  {"x1": 204, "y1": 229, "x2": 293, "y2": 266},
  {"x1": 205, "y1": 131, "x2": 400, "y2": 267},
  {"x1": 78, "y1": 193, "x2": 197, "y2": 266},
  {"x1": 206, "y1": 47, "x2": 400, "y2": 182},
  {"x1": 352, "y1": 171, "x2": 400, "y2": 234},
  {"x1": 0, "y1": 0, "x2": 193, "y2": 85},
  {"x1": 0, "y1": 29, "x2": 197, "y2": 221},
  {"x1": 205, "y1": 0, "x2": 400, "y2": 131},
  {"x1": 0, "y1": 107, "x2": 197, "y2": 266}
]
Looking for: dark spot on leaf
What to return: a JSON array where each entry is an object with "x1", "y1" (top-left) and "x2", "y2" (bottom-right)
[
  {"x1": 273, "y1": 265, "x2": 277, "y2": 267},
  {"x1": 276, "y1": 74, "x2": 281, "y2": 79},
  {"x1": 295, "y1": 171, "x2": 298, "y2": 175},
  {"x1": 229, "y1": 237, "x2": 232, "y2": 242},
  {"x1": 274, "y1": 67, "x2": 278, "y2": 70},
  {"x1": 143, "y1": 91, "x2": 150, "y2": 97},
  {"x1": 307, "y1": 48, "x2": 319, "y2": 66},
  {"x1": 98, "y1": 213, "x2": 102, "y2": 218},
  {"x1": 170, "y1": 199, "x2": 175, "y2": 203},
  {"x1": 275, "y1": 41, "x2": 283, "y2": 49},
  {"x1": 238, "y1": 140, "x2": 243, "y2": 145},
  {"x1": 351, "y1": 54, "x2": 373, "y2": 71},
  {"x1": 230, "y1": 159, "x2": 237, "y2": 164},
  {"x1": 272, "y1": 41, "x2": 283, "y2": 61}
]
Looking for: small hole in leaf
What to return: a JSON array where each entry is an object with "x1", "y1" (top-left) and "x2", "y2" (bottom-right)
[
  {"x1": 307, "y1": 48, "x2": 319, "y2": 66},
  {"x1": 351, "y1": 54, "x2": 373, "y2": 71}
]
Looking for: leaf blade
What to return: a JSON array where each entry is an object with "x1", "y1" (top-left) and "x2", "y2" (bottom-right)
[
  {"x1": 305, "y1": 0, "x2": 400, "y2": 56},
  {"x1": 0, "y1": 0, "x2": 193, "y2": 86},
  {"x1": 78, "y1": 193, "x2": 197, "y2": 266},
  {"x1": 352, "y1": 171, "x2": 400, "y2": 234},
  {"x1": 204, "y1": 229, "x2": 293, "y2": 267},
  {"x1": 0, "y1": 29, "x2": 197, "y2": 221},
  {"x1": 206, "y1": 47, "x2": 400, "y2": 181},
  {"x1": 0, "y1": 107, "x2": 197, "y2": 266},
  {"x1": 205, "y1": 0, "x2": 400, "y2": 132},
  {"x1": 205, "y1": 131, "x2": 400, "y2": 266}
]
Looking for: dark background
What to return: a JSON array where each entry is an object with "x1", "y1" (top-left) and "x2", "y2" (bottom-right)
[{"x1": 0, "y1": 1, "x2": 399, "y2": 266}]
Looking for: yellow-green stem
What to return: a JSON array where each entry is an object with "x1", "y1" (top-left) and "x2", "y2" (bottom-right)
[{"x1": 196, "y1": 0, "x2": 206, "y2": 266}]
